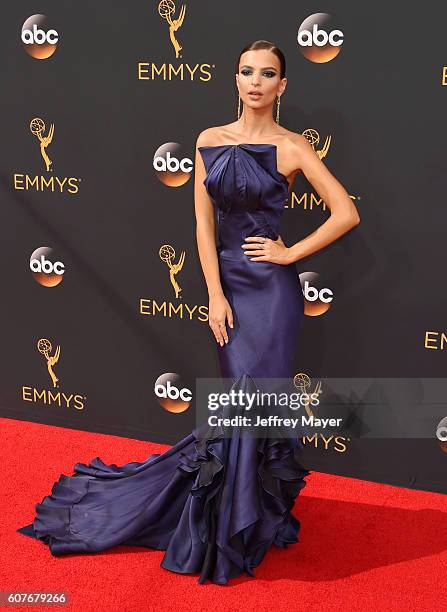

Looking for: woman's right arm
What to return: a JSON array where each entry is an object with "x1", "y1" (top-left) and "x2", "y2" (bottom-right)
[{"x1": 194, "y1": 131, "x2": 233, "y2": 346}]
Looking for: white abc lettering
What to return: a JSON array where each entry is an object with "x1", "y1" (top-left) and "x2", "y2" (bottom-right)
[
  {"x1": 319, "y1": 287, "x2": 334, "y2": 303},
  {"x1": 30, "y1": 255, "x2": 65, "y2": 275},
  {"x1": 153, "y1": 152, "x2": 193, "y2": 173},
  {"x1": 328, "y1": 30, "x2": 343, "y2": 46},
  {"x1": 21, "y1": 24, "x2": 59, "y2": 45},
  {"x1": 437, "y1": 424, "x2": 447, "y2": 442},
  {"x1": 298, "y1": 24, "x2": 343, "y2": 47},
  {"x1": 154, "y1": 380, "x2": 193, "y2": 402},
  {"x1": 303, "y1": 280, "x2": 333, "y2": 303}
]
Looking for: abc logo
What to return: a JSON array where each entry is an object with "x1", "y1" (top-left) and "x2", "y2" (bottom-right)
[
  {"x1": 153, "y1": 143, "x2": 193, "y2": 187},
  {"x1": 436, "y1": 416, "x2": 447, "y2": 454},
  {"x1": 30, "y1": 247, "x2": 65, "y2": 287},
  {"x1": 298, "y1": 13, "x2": 343, "y2": 63},
  {"x1": 21, "y1": 15, "x2": 58, "y2": 59},
  {"x1": 299, "y1": 272, "x2": 333, "y2": 316},
  {"x1": 154, "y1": 373, "x2": 192, "y2": 413}
]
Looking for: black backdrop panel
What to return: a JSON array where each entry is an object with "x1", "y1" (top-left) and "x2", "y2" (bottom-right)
[{"x1": 1, "y1": 2, "x2": 446, "y2": 494}]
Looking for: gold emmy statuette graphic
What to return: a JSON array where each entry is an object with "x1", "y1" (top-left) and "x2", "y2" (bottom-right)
[
  {"x1": 30, "y1": 117, "x2": 54, "y2": 172},
  {"x1": 302, "y1": 129, "x2": 331, "y2": 161},
  {"x1": 158, "y1": 0, "x2": 186, "y2": 59},
  {"x1": 159, "y1": 244, "x2": 185, "y2": 299},
  {"x1": 37, "y1": 337, "x2": 60, "y2": 388},
  {"x1": 293, "y1": 372, "x2": 322, "y2": 418},
  {"x1": 302, "y1": 129, "x2": 360, "y2": 204}
]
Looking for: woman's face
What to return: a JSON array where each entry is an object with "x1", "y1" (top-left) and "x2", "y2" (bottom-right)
[{"x1": 236, "y1": 49, "x2": 286, "y2": 108}]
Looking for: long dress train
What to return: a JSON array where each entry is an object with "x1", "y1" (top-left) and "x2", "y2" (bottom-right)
[{"x1": 17, "y1": 143, "x2": 311, "y2": 585}]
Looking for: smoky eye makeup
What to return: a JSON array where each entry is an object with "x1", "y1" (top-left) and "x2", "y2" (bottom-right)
[{"x1": 240, "y1": 67, "x2": 278, "y2": 78}]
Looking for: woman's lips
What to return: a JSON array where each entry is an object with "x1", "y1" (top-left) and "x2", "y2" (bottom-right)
[{"x1": 248, "y1": 92, "x2": 263, "y2": 99}]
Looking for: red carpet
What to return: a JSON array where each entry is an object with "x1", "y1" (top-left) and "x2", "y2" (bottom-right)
[{"x1": 1, "y1": 417, "x2": 446, "y2": 611}]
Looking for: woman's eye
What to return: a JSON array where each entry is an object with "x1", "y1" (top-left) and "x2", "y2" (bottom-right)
[{"x1": 240, "y1": 69, "x2": 276, "y2": 78}]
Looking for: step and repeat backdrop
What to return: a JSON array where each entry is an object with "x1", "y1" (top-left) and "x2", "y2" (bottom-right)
[{"x1": 1, "y1": 2, "x2": 446, "y2": 494}]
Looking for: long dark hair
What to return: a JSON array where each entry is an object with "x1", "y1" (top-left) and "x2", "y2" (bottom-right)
[{"x1": 235, "y1": 40, "x2": 286, "y2": 79}]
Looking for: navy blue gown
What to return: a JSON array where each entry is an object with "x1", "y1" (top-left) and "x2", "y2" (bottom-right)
[{"x1": 17, "y1": 143, "x2": 310, "y2": 585}]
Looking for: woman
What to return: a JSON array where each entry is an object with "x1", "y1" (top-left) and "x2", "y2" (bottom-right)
[{"x1": 17, "y1": 40, "x2": 360, "y2": 585}]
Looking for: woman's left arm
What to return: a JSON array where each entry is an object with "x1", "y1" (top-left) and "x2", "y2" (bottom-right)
[{"x1": 285, "y1": 134, "x2": 360, "y2": 264}]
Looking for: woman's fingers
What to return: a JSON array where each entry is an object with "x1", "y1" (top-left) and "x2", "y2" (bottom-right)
[
  {"x1": 226, "y1": 307, "x2": 234, "y2": 330},
  {"x1": 219, "y1": 320, "x2": 229, "y2": 345},
  {"x1": 209, "y1": 298, "x2": 234, "y2": 346},
  {"x1": 210, "y1": 314, "x2": 233, "y2": 346},
  {"x1": 210, "y1": 319, "x2": 225, "y2": 346}
]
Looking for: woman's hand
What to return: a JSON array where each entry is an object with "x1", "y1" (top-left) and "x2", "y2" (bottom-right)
[
  {"x1": 241, "y1": 235, "x2": 293, "y2": 265},
  {"x1": 208, "y1": 293, "x2": 234, "y2": 346}
]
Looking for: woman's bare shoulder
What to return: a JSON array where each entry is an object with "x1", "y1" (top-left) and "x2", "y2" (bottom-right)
[
  {"x1": 278, "y1": 129, "x2": 308, "y2": 150},
  {"x1": 196, "y1": 125, "x2": 309, "y2": 151},
  {"x1": 275, "y1": 130, "x2": 312, "y2": 178},
  {"x1": 196, "y1": 124, "x2": 234, "y2": 148}
]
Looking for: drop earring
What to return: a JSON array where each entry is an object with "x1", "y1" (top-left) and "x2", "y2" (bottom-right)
[
  {"x1": 276, "y1": 95, "x2": 281, "y2": 124},
  {"x1": 237, "y1": 93, "x2": 242, "y2": 119}
]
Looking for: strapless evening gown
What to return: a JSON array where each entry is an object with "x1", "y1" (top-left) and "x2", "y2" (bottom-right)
[{"x1": 17, "y1": 143, "x2": 310, "y2": 585}]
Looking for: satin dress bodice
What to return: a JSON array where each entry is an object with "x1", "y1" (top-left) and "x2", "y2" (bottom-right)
[{"x1": 198, "y1": 143, "x2": 290, "y2": 261}]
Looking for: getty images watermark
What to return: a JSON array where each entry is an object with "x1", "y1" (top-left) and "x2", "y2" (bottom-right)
[
  {"x1": 195, "y1": 376, "x2": 447, "y2": 442},
  {"x1": 196, "y1": 375, "x2": 335, "y2": 439},
  {"x1": 205, "y1": 384, "x2": 339, "y2": 430}
]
